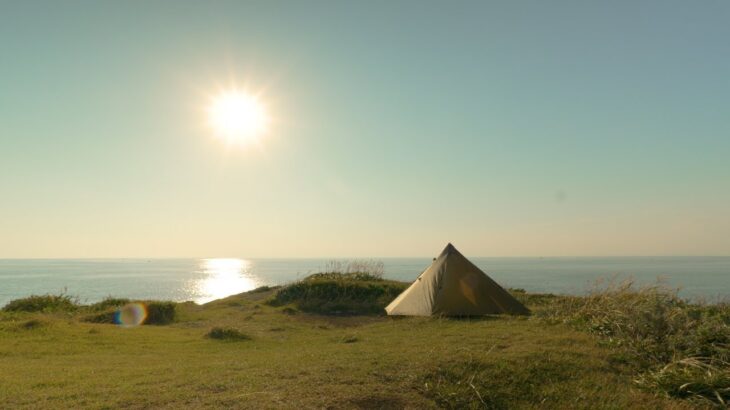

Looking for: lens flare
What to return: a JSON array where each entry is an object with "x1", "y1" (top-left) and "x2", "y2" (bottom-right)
[{"x1": 114, "y1": 303, "x2": 148, "y2": 327}]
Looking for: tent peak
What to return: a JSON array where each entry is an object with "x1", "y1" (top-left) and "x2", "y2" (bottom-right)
[{"x1": 441, "y1": 242, "x2": 457, "y2": 255}]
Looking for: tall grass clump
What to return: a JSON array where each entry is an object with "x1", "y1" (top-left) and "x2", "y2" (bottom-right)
[
  {"x1": 268, "y1": 262, "x2": 405, "y2": 315},
  {"x1": 206, "y1": 327, "x2": 252, "y2": 341},
  {"x1": 319, "y1": 259, "x2": 385, "y2": 281},
  {"x1": 539, "y1": 279, "x2": 730, "y2": 405},
  {"x1": 635, "y1": 357, "x2": 730, "y2": 407},
  {"x1": 2, "y1": 294, "x2": 79, "y2": 313}
]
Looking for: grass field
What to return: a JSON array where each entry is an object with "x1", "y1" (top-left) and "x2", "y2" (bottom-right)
[{"x1": 0, "y1": 277, "x2": 725, "y2": 409}]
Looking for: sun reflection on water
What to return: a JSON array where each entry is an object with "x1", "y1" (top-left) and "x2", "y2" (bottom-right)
[{"x1": 195, "y1": 258, "x2": 259, "y2": 304}]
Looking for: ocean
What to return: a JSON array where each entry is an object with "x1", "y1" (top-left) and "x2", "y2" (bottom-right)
[{"x1": 1, "y1": 257, "x2": 728, "y2": 307}]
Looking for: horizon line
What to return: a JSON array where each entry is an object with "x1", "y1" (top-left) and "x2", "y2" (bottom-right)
[{"x1": 1, "y1": 255, "x2": 729, "y2": 260}]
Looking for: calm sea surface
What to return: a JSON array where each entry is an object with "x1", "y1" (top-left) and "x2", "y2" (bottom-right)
[{"x1": 1, "y1": 257, "x2": 728, "y2": 306}]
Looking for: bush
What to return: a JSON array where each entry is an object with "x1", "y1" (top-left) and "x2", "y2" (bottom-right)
[
  {"x1": 88, "y1": 297, "x2": 131, "y2": 312},
  {"x1": 2, "y1": 294, "x2": 79, "y2": 313},
  {"x1": 268, "y1": 272, "x2": 407, "y2": 315},
  {"x1": 83, "y1": 301, "x2": 176, "y2": 326},
  {"x1": 206, "y1": 327, "x2": 252, "y2": 341},
  {"x1": 145, "y1": 301, "x2": 176, "y2": 325}
]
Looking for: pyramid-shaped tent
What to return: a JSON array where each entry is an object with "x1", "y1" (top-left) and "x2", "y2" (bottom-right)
[{"x1": 385, "y1": 243, "x2": 529, "y2": 316}]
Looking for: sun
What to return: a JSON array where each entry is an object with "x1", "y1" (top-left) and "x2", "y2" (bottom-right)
[{"x1": 207, "y1": 90, "x2": 268, "y2": 144}]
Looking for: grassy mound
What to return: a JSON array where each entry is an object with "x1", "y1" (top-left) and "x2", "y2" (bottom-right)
[
  {"x1": 538, "y1": 279, "x2": 730, "y2": 406},
  {"x1": 267, "y1": 272, "x2": 407, "y2": 315},
  {"x1": 2, "y1": 294, "x2": 79, "y2": 313}
]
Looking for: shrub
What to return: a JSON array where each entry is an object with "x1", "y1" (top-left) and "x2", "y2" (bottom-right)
[
  {"x1": 145, "y1": 301, "x2": 176, "y2": 325},
  {"x1": 268, "y1": 272, "x2": 407, "y2": 315},
  {"x1": 88, "y1": 297, "x2": 131, "y2": 312},
  {"x1": 2, "y1": 294, "x2": 79, "y2": 313},
  {"x1": 206, "y1": 327, "x2": 252, "y2": 341},
  {"x1": 83, "y1": 301, "x2": 176, "y2": 325}
]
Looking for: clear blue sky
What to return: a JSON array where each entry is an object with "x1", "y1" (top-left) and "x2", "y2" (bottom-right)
[{"x1": 1, "y1": 1, "x2": 728, "y2": 258}]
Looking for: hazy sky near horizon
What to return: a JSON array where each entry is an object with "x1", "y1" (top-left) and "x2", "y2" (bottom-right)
[{"x1": 1, "y1": 1, "x2": 729, "y2": 258}]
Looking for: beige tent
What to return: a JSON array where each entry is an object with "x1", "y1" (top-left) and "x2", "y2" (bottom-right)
[{"x1": 385, "y1": 243, "x2": 529, "y2": 316}]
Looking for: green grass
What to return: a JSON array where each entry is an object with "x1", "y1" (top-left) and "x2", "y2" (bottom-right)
[{"x1": 0, "y1": 276, "x2": 722, "y2": 409}]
